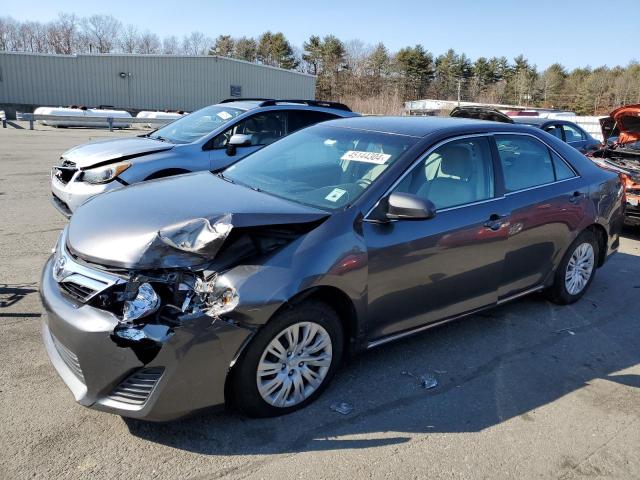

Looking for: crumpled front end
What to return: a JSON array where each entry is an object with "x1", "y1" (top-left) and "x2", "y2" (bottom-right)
[{"x1": 40, "y1": 234, "x2": 254, "y2": 421}]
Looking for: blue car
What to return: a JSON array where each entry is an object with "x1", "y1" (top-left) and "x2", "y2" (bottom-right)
[{"x1": 50, "y1": 99, "x2": 358, "y2": 217}]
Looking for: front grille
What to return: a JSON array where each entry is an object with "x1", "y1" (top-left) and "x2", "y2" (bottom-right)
[
  {"x1": 59, "y1": 280, "x2": 96, "y2": 302},
  {"x1": 53, "y1": 242, "x2": 126, "y2": 305},
  {"x1": 51, "y1": 334, "x2": 85, "y2": 383},
  {"x1": 53, "y1": 160, "x2": 77, "y2": 184},
  {"x1": 107, "y1": 368, "x2": 164, "y2": 406}
]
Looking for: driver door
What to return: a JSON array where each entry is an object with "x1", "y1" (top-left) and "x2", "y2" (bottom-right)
[
  {"x1": 208, "y1": 111, "x2": 287, "y2": 170},
  {"x1": 363, "y1": 136, "x2": 510, "y2": 341}
]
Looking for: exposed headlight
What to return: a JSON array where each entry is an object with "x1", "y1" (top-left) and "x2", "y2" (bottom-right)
[
  {"x1": 122, "y1": 283, "x2": 160, "y2": 322},
  {"x1": 82, "y1": 161, "x2": 130, "y2": 184},
  {"x1": 188, "y1": 275, "x2": 239, "y2": 317}
]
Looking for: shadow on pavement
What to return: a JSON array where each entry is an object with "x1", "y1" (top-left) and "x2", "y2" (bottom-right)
[
  {"x1": 0, "y1": 283, "x2": 41, "y2": 317},
  {"x1": 124, "y1": 250, "x2": 640, "y2": 455}
]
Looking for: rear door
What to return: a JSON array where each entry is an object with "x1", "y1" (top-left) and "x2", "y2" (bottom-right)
[
  {"x1": 364, "y1": 135, "x2": 510, "y2": 341},
  {"x1": 494, "y1": 133, "x2": 585, "y2": 299}
]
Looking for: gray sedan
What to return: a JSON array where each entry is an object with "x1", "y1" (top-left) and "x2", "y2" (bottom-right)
[
  {"x1": 40, "y1": 116, "x2": 624, "y2": 420},
  {"x1": 50, "y1": 99, "x2": 357, "y2": 216}
]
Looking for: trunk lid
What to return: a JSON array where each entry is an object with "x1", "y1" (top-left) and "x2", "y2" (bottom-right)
[{"x1": 601, "y1": 104, "x2": 640, "y2": 145}]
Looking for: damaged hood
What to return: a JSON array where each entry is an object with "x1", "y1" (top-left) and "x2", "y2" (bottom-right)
[
  {"x1": 67, "y1": 172, "x2": 329, "y2": 269},
  {"x1": 601, "y1": 104, "x2": 640, "y2": 145},
  {"x1": 61, "y1": 137, "x2": 174, "y2": 168}
]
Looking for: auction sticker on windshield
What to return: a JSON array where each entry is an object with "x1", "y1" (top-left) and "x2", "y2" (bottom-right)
[
  {"x1": 217, "y1": 111, "x2": 233, "y2": 120},
  {"x1": 341, "y1": 150, "x2": 391, "y2": 164}
]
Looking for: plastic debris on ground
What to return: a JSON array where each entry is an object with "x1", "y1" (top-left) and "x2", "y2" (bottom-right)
[
  {"x1": 554, "y1": 327, "x2": 578, "y2": 335},
  {"x1": 402, "y1": 370, "x2": 438, "y2": 390},
  {"x1": 330, "y1": 402, "x2": 354, "y2": 415}
]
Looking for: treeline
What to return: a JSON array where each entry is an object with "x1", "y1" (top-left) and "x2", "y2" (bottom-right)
[{"x1": 1, "y1": 13, "x2": 639, "y2": 115}]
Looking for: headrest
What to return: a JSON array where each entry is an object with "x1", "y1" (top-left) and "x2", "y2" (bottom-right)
[{"x1": 438, "y1": 145, "x2": 473, "y2": 178}]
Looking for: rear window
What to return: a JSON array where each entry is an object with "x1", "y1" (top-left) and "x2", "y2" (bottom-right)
[{"x1": 495, "y1": 135, "x2": 555, "y2": 191}]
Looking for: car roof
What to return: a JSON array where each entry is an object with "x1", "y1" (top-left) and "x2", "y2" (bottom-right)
[
  {"x1": 216, "y1": 100, "x2": 262, "y2": 111},
  {"x1": 320, "y1": 115, "x2": 528, "y2": 137},
  {"x1": 511, "y1": 117, "x2": 550, "y2": 126},
  {"x1": 511, "y1": 116, "x2": 580, "y2": 126},
  {"x1": 215, "y1": 98, "x2": 354, "y2": 114}
]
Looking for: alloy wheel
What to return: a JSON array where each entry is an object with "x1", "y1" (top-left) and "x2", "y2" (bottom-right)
[
  {"x1": 256, "y1": 321, "x2": 333, "y2": 408},
  {"x1": 565, "y1": 242, "x2": 595, "y2": 295}
]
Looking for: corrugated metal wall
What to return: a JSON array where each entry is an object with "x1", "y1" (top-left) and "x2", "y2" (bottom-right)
[{"x1": 0, "y1": 52, "x2": 316, "y2": 111}]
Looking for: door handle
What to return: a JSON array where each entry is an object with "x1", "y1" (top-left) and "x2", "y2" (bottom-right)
[
  {"x1": 483, "y1": 214, "x2": 507, "y2": 231},
  {"x1": 568, "y1": 191, "x2": 582, "y2": 203}
]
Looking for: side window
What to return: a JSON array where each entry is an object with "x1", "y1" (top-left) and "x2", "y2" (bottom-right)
[
  {"x1": 288, "y1": 110, "x2": 338, "y2": 133},
  {"x1": 544, "y1": 124, "x2": 563, "y2": 139},
  {"x1": 551, "y1": 151, "x2": 576, "y2": 180},
  {"x1": 562, "y1": 124, "x2": 585, "y2": 142},
  {"x1": 495, "y1": 135, "x2": 555, "y2": 192},
  {"x1": 394, "y1": 137, "x2": 495, "y2": 210},
  {"x1": 212, "y1": 111, "x2": 287, "y2": 148}
]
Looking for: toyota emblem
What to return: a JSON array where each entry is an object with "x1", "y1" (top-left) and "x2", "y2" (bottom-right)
[{"x1": 53, "y1": 255, "x2": 67, "y2": 281}]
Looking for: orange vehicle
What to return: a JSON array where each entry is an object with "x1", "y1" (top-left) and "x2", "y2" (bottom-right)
[{"x1": 589, "y1": 104, "x2": 640, "y2": 226}]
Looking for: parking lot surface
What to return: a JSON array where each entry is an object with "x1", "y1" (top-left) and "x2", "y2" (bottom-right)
[{"x1": 2, "y1": 126, "x2": 640, "y2": 480}]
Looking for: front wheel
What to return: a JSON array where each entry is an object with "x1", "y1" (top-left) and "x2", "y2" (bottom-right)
[
  {"x1": 546, "y1": 230, "x2": 598, "y2": 305},
  {"x1": 231, "y1": 301, "x2": 343, "y2": 417}
]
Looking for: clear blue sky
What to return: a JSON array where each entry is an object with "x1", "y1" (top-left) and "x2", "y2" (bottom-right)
[{"x1": 3, "y1": 0, "x2": 637, "y2": 69}]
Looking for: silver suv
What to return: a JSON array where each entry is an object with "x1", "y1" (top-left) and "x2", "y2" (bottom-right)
[{"x1": 50, "y1": 99, "x2": 357, "y2": 217}]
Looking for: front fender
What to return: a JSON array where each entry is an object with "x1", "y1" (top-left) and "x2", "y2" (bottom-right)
[
  {"x1": 117, "y1": 147, "x2": 207, "y2": 184},
  {"x1": 222, "y1": 215, "x2": 368, "y2": 331}
]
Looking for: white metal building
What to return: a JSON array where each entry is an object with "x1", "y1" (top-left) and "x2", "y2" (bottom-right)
[{"x1": 0, "y1": 52, "x2": 316, "y2": 116}]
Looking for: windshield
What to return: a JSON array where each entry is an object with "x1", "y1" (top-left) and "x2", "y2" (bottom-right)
[
  {"x1": 149, "y1": 105, "x2": 243, "y2": 144},
  {"x1": 224, "y1": 125, "x2": 418, "y2": 210}
]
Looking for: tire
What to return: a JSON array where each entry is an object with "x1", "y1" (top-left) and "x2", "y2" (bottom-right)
[
  {"x1": 546, "y1": 230, "x2": 599, "y2": 305},
  {"x1": 231, "y1": 301, "x2": 344, "y2": 417}
]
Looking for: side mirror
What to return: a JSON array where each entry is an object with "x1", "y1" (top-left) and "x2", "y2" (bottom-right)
[
  {"x1": 386, "y1": 192, "x2": 436, "y2": 220},
  {"x1": 226, "y1": 133, "x2": 253, "y2": 156}
]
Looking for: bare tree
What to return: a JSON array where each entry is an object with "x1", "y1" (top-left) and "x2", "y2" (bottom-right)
[
  {"x1": 120, "y1": 24, "x2": 139, "y2": 53},
  {"x1": 47, "y1": 13, "x2": 79, "y2": 54},
  {"x1": 137, "y1": 31, "x2": 160, "y2": 54},
  {"x1": 0, "y1": 16, "x2": 21, "y2": 51},
  {"x1": 344, "y1": 39, "x2": 371, "y2": 76},
  {"x1": 19, "y1": 21, "x2": 49, "y2": 52},
  {"x1": 162, "y1": 35, "x2": 179, "y2": 54},
  {"x1": 181, "y1": 31, "x2": 210, "y2": 55},
  {"x1": 82, "y1": 14, "x2": 121, "y2": 53}
]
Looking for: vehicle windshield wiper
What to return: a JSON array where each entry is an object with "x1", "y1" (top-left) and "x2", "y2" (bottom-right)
[
  {"x1": 153, "y1": 135, "x2": 171, "y2": 143},
  {"x1": 216, "y1": 172, "x2": 235, "y2": 184}
]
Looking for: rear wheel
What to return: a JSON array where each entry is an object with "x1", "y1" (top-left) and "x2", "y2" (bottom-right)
[
  {"x1": 546, "y1": 230, "x2": 598, "y2": 305},
  {"x1": 231, "y1": 301, "x2": 343, "y2": 417}
]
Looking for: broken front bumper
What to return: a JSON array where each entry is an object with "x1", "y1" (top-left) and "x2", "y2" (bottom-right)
[
  {"x1": 50, "y1": 174, "x2": 121, "y2": 217},
  {"x1": 39, "y1": 257, "x2": 253, "y2": 421}
]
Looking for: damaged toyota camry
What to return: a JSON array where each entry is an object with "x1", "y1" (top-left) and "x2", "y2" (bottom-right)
[{"x1": 40, "y1": 116, "x2": 624, "y2": 421}]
